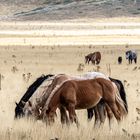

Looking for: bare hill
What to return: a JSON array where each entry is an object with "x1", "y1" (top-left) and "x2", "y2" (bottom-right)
[{"x1": 0, "y1": 0, "x2": 140, "y2": 21}]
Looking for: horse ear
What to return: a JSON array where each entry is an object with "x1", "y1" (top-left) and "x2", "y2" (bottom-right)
[
  {"x1": 21, "y1": 100, "x2": 26, "y2": 106},
  {"x1": 28, "y1": 100, "x2": 32, "y2": 107}
]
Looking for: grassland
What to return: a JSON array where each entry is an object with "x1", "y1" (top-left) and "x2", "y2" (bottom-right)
[{"x1": 0, "y1": 21, "x2": 140, "y2": 140}]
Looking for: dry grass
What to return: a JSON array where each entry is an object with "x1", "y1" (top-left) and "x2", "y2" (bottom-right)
[{"x1": 0, "y1": 21, "x2": 140, "y2": 140}]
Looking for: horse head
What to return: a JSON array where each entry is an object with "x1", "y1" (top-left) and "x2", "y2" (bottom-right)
[
  {"x1": 126, "y1": 51, "x2": 130, "y2": 59},
  {"x1": 14, "y1": 101, "x2": 25, "y2": 119},
  {"x1": 23, "y1": 100, "x2": 43, "y2": 119}
]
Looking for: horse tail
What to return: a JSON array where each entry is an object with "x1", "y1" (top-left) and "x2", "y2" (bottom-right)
[
  {"x1": 117, "y1": 80, "x2": 128, "y2": 113},
  {"x1": 109, "y1": 77, "x2": 128, "y2": 113},
  {"x1": 115, "y1": 91, "x2": 127, "y2": 119},
  {"x1": 85, "y1": 56, "x2": 88, "y2": 64}
]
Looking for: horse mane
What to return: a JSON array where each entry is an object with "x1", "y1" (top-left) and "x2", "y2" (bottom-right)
[
  {"x1": 18, "y1": 74, "x2": 54, "y2": 107},
  {"x1": 109, "y1": 77, "x2": 128, "y2": 112},
  {"x1": 44, "y1": 80, "x2": 69, "y2": 110}
]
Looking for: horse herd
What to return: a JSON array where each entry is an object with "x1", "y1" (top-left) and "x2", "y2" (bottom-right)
[
  {"x1": 15, "y1": 72, "x2": 128, "y2": 128},
  {"x1": 85, "y1": 50, "x2": 138, "y2": 65}
]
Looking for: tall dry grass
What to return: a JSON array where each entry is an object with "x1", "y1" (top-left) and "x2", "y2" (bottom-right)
[{"x1": 0, "y1": 45, "x2": 140, "y2": 140}]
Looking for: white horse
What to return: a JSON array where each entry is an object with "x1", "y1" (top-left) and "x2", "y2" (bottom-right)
[{"x1": 23, "y1": 76, "x2": 54, "y2": 117}]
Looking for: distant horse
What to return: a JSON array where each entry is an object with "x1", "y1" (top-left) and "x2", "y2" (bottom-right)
[
  {"x1": 87, "y1": 77, "x2": 128, "y2": 127},
  {"x1": 126, "y1": 50, "x2": 137, "y2": 64},
  {"x1": 41, "y1": 78, "x2": 127, "y2": 125},
  {"x1": 85, "y1": 52, "x2": 101, "y2": 65},
  {"x1": 14, "y1": 74, "x2": 54, "y2": 118},
  {"x1": 118, "y1": 56, "x2": 122, "y2": 64}
]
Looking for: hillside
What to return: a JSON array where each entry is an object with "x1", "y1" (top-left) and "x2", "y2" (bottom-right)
[{"x1": 0, "y1": 0, "x2": 140, "y2": 21}]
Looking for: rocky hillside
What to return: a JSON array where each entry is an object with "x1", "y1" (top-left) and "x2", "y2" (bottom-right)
[{"x1": 0, "y1": 0, "x2": 140, "y2": 21}]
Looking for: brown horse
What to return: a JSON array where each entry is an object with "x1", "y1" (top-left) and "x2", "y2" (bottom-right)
[
  {"x1": 89, "y1": 77, "x2": 128, "y2": 128},
  {"x1": 42, "y1": 78, "x2": 127, "y2": 125},
  {"x1": 85, "y1": 52, "x2": 101, "y2": 65}
]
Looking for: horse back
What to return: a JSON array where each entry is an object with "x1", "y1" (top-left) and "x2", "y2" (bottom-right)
[{"x1": 95, "y1": 78, "x2": 114, "y2": 95}]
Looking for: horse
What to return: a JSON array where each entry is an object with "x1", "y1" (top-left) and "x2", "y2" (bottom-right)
[
  {"x1": 22, "y1": 72, "x2": 109, "y2": 120},
  {"x1": 23, "y1": 73, "x2": 127, "y2": 127},
  {"x1": 41, "y1": 78, "x2": 127, "y2": 125},
  {"x1": 85, "y1": 52, "x2": 101, "y2": 65},
  {"x1": 14, "y1": 74, "x2": 54, "y2": 118},
  {"x1": 126, "y1": 50, "x2": 137, "y2": 64},
  {"x1": 118, "y1": 56, "x2": 122, "y2": 64},
  {"x1": 85, "y1": 53, "x2": 94, "y2": 64},
  {"x1": 87, "y1": 77, "x2": 128, "y2": 127},
  {"x1": 22, "y1": 74, "x2": 71, "y2": 119}
]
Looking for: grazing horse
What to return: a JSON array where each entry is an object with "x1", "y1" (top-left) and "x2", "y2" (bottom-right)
[
  {"x1": 23, "y1": 72, "x2": 109, "y2": 120},
  {"x1": 41, "y1": 78, "x2": 127, "y2": 125},
  {"x1": 126, "y1": 50, "x2": 137, "y2": 64},
  {"x1": 14, "y1": 74, "x2": 54, "y2": 118},
  {"x1": 23, "y1": 72, "x2": 127, "y2": 127},
  {"x1": 85, "y1": 52, "x2": 101, "y2": 65},
  {"x1": 87, "y1": 77, "x2": 128, "y2": 127},
  {"x1": 23, "y1": 74, "x2": 71, "y2": 119},
  {"x1": 118, "y1": 56, "x2": 122, "y2": 64}
]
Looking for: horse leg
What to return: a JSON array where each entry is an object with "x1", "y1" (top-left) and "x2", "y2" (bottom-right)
[
  {"x1": 96, "y1": 60, "x2": 98, "y2": 65},
  {"x1": 60, "y1": 106, "x2": 69, "y2": 125},
  {"x1": 96, "y1": 59, "x2": 99, "y2": 65},
  {"x1": 94, "y1": 106, "x2": 100, "y2": 128},
  {"x1": 46, "y1": 110, "x2": 56, "y2": 125},
  {"x1": 42, "y1": 106, "x2": 57, "y2": 125},
  {"x1": 87, "y1": 108, "x2": 94, "y2": 121},
  {"x1": 85, "y1": 58, "x2": 88, "y2": 64},
  {"x1": 93, "y1": 100, "x2": 106, "y2": 128},
  {"x1": 92, "y1": 60, "x2": 95, "y2": 65},
  {"x1": 67, "y1": 103, "x2": 79, "y2": 127},
  {"x1": 88, "y1": 58, "x2": 91, "y2": 64},
  {"x1": 98, "y1": 101, "x2": 106, "y2": 126},
  {"x1": 88, "y1": 59, "x2": 90, "y2": 64},
  {"x1": 105, "y1": 103, "x2": 114, "y2": 129},
  {"x1": 134, "y1": 58, "x2": 137, "y2": 64},
  {"x1": 96, "y1": 59, "x2": 100, "y2": 65},
  {"x1": 130, "y1": 59, "x2": 132, "y2": 64},
  {"x1": 129, "y1": 59, "x2": 131, "y2": 64},
  {"x1": 106, "y1": 101, "x2": 121, "y2": 122}
]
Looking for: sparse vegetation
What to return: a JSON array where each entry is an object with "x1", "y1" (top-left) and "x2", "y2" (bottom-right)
[
  {"x1": 0, "y1": 8, "x2": 139, "y2": 139},
  {"x1": 0, "y1": 43, "x2": 139, "y2": 140}
]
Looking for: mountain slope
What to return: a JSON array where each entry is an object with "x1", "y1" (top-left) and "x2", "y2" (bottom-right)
[{"x1": 0, "y1": 0, "x2": 140, "y2": 21}]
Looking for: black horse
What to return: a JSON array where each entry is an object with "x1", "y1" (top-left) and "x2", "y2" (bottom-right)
[
  {"x1": 87, "y1": 77, "x2": 128, "y2": 121},
  {"x1": 118, "y1": 56, "x2": 122, "y2": 64},
  {"x1": 14, "y1": 74, "x2": 54, "y2": 118},
  {"x1": 126, "y1": 50, "x2": 137, "y2": 64}
]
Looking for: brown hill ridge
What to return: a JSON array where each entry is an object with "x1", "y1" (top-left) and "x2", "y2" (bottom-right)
[{"x1": 0, "y1": 0, "x2": 140, "y2": 21}]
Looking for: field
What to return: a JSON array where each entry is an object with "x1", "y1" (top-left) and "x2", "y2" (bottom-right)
[{"x1": 0, "y1": 21, "x2": 140, "y2": 140}]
